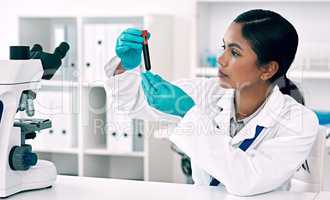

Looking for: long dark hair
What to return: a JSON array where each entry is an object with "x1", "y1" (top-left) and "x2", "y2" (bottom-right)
[
  {"x1": 234, "y1": 9, "x2": 304, "y2": 105},
  {"x1": 234, "y1": 9, "x2": 309, "y2": 171}
]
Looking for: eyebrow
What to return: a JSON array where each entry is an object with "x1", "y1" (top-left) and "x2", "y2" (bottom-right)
[{"x1": 222, "y1": 39, "x2": 243, "y2": 51}]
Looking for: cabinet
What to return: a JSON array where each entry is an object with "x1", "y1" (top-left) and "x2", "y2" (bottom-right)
[{"x1": 19, "y1": 15, "x2": 174, "y2": 182}]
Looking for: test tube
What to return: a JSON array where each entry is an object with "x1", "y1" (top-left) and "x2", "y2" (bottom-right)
[{"x1": 141, "y1": 30, "x2": 151, "y2": 71}]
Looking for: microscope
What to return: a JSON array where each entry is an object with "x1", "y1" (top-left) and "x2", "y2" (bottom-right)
[{"x1": 0, "y1": 42, "x2": 69, "y2": 197}]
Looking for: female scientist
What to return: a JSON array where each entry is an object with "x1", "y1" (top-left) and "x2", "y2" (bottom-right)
[{"x1": 104, "y1": 9, "x2": 319, "y2": 196}]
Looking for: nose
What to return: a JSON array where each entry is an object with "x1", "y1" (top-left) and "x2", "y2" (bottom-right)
[{"x1": 217, "y1": 52, "x2": 227, "y2": 68}]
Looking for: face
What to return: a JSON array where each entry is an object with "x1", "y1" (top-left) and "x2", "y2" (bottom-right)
[{"x1": 217, "y1": 22, "x2": 265, "y2": 89}]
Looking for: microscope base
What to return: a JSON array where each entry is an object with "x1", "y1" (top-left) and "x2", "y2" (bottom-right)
[{"x1": 0, "y1": 160, "x2": 57, "y2": 198}]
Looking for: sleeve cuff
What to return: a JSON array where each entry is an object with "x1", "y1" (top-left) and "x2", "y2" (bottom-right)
[
  {"x1": 104, "y1": 56, "x2": 121, "y2": 78},
  {"x1": 104, "y1": 56, "x2": 146, "y2": 78}
]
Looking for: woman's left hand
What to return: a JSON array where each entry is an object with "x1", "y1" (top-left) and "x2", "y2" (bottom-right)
[{"x1": 141, "y1": 71, "x2": 195, "y2": 117}]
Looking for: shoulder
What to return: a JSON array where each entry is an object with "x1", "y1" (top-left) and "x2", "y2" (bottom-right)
[{"x1": 277, "y1": 94, "x2": 319, "y2": 137}]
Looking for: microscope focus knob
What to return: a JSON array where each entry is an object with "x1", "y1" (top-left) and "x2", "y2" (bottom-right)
[
  {"x1": 9, "y1": 145, "x2": 38, "y2": 171},
  {"x1": 23, "y1": 152, "x2": 38, "y2": 166}
]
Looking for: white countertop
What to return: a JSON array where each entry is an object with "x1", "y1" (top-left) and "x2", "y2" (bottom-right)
[{"x1": 6, "y1": 175, "x2": 322, "y2": 200}]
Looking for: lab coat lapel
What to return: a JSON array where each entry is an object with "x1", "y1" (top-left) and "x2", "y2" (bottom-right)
[
  {"x1": 213, "y1": 89, "x2": 234, "y2": 137},
  {"x1": 230, "y1": 86, "x2": 285, "y2": 146},
  {"x1": 230, "y1": 119, "x2": 259, "y2": 146}
]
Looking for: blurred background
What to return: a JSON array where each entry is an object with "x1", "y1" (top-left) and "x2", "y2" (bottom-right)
[{"x1": 2, "y1": 0, "x2": 330, "y2": 187}]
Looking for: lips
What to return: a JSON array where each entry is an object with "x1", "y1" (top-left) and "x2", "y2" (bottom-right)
[{"x1": 218, "y1": 70, "x2": 228, "y2": 77}]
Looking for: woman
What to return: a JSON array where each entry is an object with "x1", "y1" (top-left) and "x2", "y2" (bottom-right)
[{"x1": 105, "y1": 9, "x2": 319, "y2": 196}]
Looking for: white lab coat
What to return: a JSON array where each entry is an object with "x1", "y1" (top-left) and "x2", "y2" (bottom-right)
[{"x1": 104, "y1": 57, "x2": 319, "y2": 196}]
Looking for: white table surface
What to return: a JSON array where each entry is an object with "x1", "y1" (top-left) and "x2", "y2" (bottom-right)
[{"x1": 6, "y1": 175, "x2": 321, "y2": 200}]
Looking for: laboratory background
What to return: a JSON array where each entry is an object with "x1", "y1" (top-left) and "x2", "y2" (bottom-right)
[{"x1": 1, "y1": 0, "x2": 330, "y2": 197}]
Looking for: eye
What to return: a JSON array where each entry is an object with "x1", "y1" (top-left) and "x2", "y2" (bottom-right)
[
  {"x1": 231, "y1": 49, "x2": 241, "y2": 57},
  {"x1": 221, "y1": 44, "x2": 225, "y2": 49}
]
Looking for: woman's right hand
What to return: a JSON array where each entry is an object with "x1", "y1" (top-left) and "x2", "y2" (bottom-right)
[{"x1": 115, "y1": 28, "x2": 147, "y2": 70}]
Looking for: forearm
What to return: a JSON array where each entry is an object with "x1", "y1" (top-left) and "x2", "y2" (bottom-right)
[
  {"x1": 169, "y1": 106, "x2": 318, "y2": 196},
  {"x1": 104, "y1": 57, "x2": 181, "y2": 123},
  {"x1": 104, "y1": 58, "x2": 143, "y2": 114}
]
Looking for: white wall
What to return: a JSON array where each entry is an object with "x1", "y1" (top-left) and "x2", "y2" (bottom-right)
[{"x1": 0, "y1": 0, "x2": 198, "y2": 183}]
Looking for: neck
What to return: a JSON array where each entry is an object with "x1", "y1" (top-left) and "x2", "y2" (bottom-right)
[{"x1": 234, "y1": 83, "x2": 273, "y2": 120}]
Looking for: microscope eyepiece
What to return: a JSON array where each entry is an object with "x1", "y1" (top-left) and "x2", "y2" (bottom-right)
[
  {"x1": 9, "y1": 46, "x2": 30, "y2": 60},
  {"x1": 54, "y1": 42, "x2": 70, "y2": 59},
  {"x1": 9, "y1": 42, "x2": 70, "y2": 80},
  {"x1": 30, "y1": 44, "x2": 43, "y2": 52},
  {"x1": 29, "y1": 42, "x2": 70, "y2": 80}
]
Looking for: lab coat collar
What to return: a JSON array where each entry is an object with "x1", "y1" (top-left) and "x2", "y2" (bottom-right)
[
  {"x1": 231, "y1": 86, "x2": 285, "y2": 145},
  {"x1": 217, "y1": 89, "x2": 235, "y2": 109},
  {"x1": 214, "y1": 89, "x2": 235, "y2": 136},
  {"x1": 216, "y1": 88, "x2": 235, "y2": 112},
  {"x1": 215, "y1": 86, "x2": 284, "y2": 143},
  {"x1": 253, "y1": 85, "x2": 284, "y2": 128}
]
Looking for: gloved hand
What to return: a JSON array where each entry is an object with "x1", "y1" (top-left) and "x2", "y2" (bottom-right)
[
  {"x1": 141, "y1": 71, "x2": 195, "y2": 117},
  {"x1": 115, "y1": 28, "x2": 150, "y2": 70}
]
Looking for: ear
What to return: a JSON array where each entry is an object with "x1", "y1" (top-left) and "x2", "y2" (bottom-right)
[{"x1": 260, "y1": 61, "x2": 279, "y2": 81}]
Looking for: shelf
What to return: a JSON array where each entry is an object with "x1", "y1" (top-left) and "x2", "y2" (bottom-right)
[
  {"x1": 82, "y1": 82, "x2": 105, "y2": 88},
  {"x1": 287, "y1": 71, "x2": 330, "y2": 79},
  {"x1": 84, "y1": 148, "x2": 145, "y2": 157},
  {"x1": 194, "y1": 67, "x2": 218, "y2": 77},
  {"x1": 41, "y1": 80, "x2": 79, "y2": 87},
  {"x1": 33, "y1": 147, "x2": 79, "y2": 154},
  {"x1": 18, "y1": 14, "x2": 175, "y2": 182},
  {"x1": 194, "y1": 68, "x2": 330, "y2": 80}
]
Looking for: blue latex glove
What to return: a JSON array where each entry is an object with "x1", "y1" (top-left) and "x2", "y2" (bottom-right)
[
  {"x1": 141, "y1": 71, "x2": 195, "y2": 117},
  {"x1": 115, "y1": 28, "x2": 150, "y2": 70}
]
